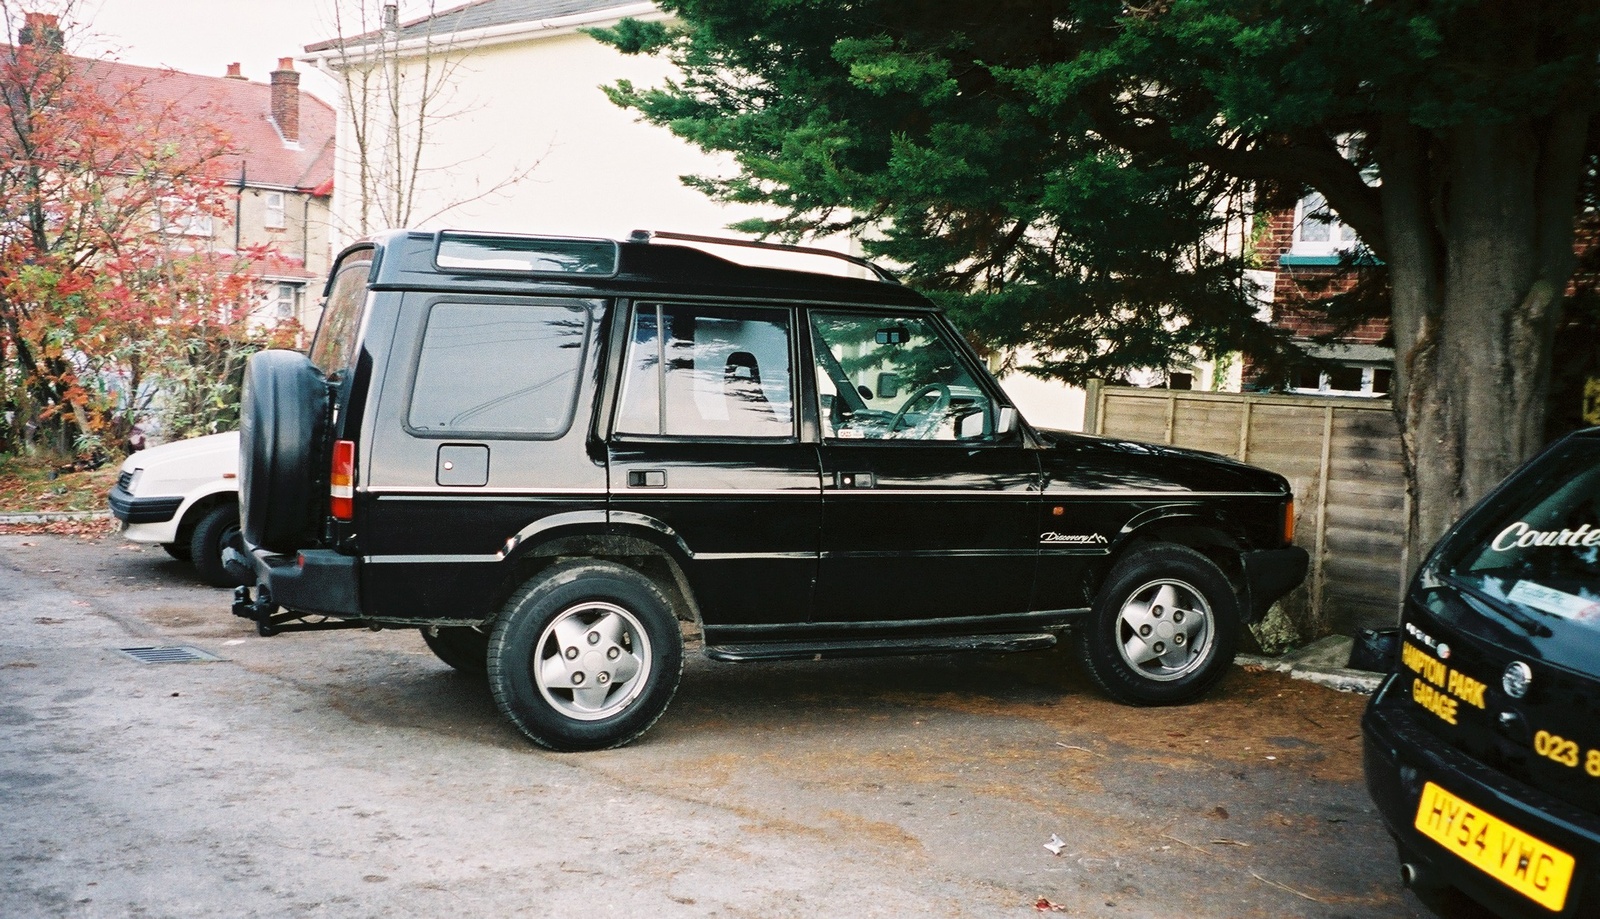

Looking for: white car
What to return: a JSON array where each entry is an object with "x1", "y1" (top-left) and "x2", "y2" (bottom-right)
[{"x1": 108, "y1": 431, "x2": 242, "y2": 586}]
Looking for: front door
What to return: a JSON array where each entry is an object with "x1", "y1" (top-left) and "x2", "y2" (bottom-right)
[
  {"x1": 808, "y1": 310, "x2": 1039, "y2": 623},
  {"x1": 607, "y1": 302, "x2": 822, "y2": 627}
]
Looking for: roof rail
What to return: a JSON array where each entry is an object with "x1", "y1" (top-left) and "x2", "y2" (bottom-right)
[{"x1": 630, "y1": 229, "x2": 900, "y2": 285}]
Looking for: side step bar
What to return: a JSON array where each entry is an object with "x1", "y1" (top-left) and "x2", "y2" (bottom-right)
[{"x1": 703, "y1": 632, "x2": 1058, "y2": 663}]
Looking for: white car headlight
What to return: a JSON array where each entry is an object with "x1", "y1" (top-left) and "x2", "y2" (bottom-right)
[{"x1": 127, "y1": 468, "x2": 144, "y2": 494}]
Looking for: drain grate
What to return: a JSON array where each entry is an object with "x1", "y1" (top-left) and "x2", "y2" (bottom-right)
[{"x1": 115, "y1": 646, "x2": 221, "y2": 665}]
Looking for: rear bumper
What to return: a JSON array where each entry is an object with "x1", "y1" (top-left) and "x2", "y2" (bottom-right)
[
  {"x1": 1363, "y1": 676, "x2": 1600, "y2": 917},
  {"x1": 244, "y1": 545, "x2": 361, "y2": 617},
  {"x1": 1239, "y1": 546, "x2": 1309, "y2": 621}
]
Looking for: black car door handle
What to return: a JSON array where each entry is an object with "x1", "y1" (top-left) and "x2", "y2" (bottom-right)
[{"x1": 627, "y1": 470, "x2": 667, "y2": 487}]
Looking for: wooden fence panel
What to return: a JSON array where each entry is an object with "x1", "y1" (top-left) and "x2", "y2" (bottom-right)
[{"x1": 1083, "y1": 383, "x2": 1406, "y2": 636}]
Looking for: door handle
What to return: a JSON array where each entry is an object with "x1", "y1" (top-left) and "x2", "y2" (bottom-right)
[
  {"x1": 627, "y1": 470, "x2": 667, "y2": 487},
  {"x1": 833, "y1": 471, "x2": 875, "y2": 489}
]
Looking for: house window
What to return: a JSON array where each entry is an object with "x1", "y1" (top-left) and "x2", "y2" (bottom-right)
[
  {"x1": 263, "y1": 192, "x2": 286, "y2": 229},
  {"x1": 1291, "y1": 192, "x2": 1359, "y2": 255},
  {"x1": 269, "y1": 282, "x2": 301, "y2": 321},
  {"x1": 1291, "y1": 365, "x2": 1391, "y2": 397},
  {"x1": 154, "y1": 196, "x2": 213, "y2": 237}
]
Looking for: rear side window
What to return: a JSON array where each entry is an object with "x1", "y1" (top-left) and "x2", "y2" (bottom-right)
[
  {"x1": 310, "y1": 254, "x2": 372, "y2": 377},
  {"x1": 1447, "y1": 437, "x2": 1600, "y2": 622},
  {"x1": 407, "y1": 299, "x2": 593, "y2": 437},
  {"x1": 614, "y1": 303, "x2": 794, "y2": 438}
]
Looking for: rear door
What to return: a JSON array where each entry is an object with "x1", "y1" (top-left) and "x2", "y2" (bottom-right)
[
  {"x1": 606, "y1": 302, "x2": 823, "y2": 627},
  {"x1": 808, "y1": 310, "x2": 1040, "y2": 623}
]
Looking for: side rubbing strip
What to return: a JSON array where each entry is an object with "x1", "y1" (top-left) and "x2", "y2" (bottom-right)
[{"x1": 364, "y1": 554, "x2": 501, "y2": 564}]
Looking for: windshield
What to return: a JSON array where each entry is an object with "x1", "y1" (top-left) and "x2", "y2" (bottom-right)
[{"x1": 1445, "y1": 436, "x2": 1600, "y2": 623}]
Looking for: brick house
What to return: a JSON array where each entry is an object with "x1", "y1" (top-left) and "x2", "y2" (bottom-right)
[
  {"x1": 98, "y1": 52, "x2": 337, "y2": 339},
  {"x1": 1255, "y1": 190, "x2": 1599, "y2": 437},
  {"x1": 6, "y1": 8, "x2": 339, "y2": 342},
  {"x1": 1253, "y1": 194, "x2": 1394, "y2": 398}
]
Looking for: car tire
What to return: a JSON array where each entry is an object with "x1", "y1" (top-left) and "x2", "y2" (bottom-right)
[
  {"x1": 161, "y1": 542, "x2": 192, "y2": 561},
  {"x1": 421, "y1": 626, "x2": 490, "y2": 677},
  {"x1": 189, "y1": 502, "x2": 244, "y2": 588},
  {"x1": 1075, "y1": 544, "x2": 1240, "y2": 706},
  {"x1": 488, "y1": 560, "x2": 683, "y2": 752},
  {"x1": 240, "y1": 349, "x2": 329, "y2": 553}
]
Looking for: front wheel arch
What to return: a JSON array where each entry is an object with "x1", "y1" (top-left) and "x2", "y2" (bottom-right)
[
  {"x1": 1095, "y1": 521, "x2": 1245, "y2": 603},
  {"x1": 1075, "y1": 543, "x2": 1242, "y2": 706}
]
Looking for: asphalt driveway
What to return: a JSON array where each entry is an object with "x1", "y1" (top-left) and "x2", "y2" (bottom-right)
[{"x1": 1, "y1": 532, "x2": 1436, "y2": 918}]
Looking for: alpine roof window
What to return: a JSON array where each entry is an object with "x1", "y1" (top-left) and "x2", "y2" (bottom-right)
[{"x1": 435, "y1": 232, "x2": 618, "y2": 277}]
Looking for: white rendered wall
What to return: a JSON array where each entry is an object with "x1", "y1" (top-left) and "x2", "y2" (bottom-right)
[{"x1": 317, "y1": 30, "x2": 766, "y2": 246}]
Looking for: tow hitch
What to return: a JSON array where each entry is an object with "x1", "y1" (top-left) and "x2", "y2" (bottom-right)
[{"x1": 232, "y1": 585, "x2": 373, "y2": 638}]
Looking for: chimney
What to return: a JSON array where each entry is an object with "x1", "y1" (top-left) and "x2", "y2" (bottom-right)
[
  {"x1": 224, "y1": 62, "x2": 246, "y2": 80},
  {"x1": 270, "y1": 57, "x2": 300, "y2": 144},
  {"x1": 19, "y1": 12, "x2": 63, "y2": 49}
]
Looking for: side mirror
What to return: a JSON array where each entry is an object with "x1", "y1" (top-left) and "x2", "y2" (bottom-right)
[{"x1": 995, "y1": 406, "x2": 1019, "y2": 436}]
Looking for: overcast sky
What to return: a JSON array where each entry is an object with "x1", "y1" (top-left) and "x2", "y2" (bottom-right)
[{"x1": 72, "y1": 0, "x2": 389, "y2": 101}]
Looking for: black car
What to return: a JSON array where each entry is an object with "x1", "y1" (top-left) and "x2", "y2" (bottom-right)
[
  {"x1": 231, "y1": 229, "x2": 1308, "y2": 751},
  {"x1": 1364, "y1": 427, "x2": 1600, "y2": 916}
]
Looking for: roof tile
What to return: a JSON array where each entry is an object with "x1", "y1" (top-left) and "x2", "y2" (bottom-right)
[{"x1": 76, "y1": 57, "x2": 335, "y2": 192}]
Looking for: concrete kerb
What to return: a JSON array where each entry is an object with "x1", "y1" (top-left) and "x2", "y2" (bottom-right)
[
  {"x1": 1237, "y1": 634, "x2": 1385, "y2": 695},
  {"x1": 0, "y1": 510, "x2": 111, "y2": 525}
]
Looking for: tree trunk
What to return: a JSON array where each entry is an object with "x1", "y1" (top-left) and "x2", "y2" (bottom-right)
[{"x1": 1384, "y1": 111, "x2": 1589, "y2": 569}]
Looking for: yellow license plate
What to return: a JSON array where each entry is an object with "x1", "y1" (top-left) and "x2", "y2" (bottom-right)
[{"x1": 1414, "y1": 781, "x2": 1575, "y2": 911}]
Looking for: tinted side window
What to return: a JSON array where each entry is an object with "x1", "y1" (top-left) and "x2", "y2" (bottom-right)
[
  {"x1": 407, "y1": 299, "x2": 592, "y2": 437},
  {"x1": 309, "y1": 254, "x2": 372, "y2": 377},
  {"x1": 615, "y1": 304, "x2": 794, "y2": 438}
]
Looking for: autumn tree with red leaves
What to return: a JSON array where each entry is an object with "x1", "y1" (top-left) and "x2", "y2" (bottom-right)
[{"x1": 0, "y1": 1, "x2": 292, "y2": 460}]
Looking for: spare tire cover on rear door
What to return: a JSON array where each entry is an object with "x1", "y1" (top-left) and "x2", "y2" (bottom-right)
[{"x1": 240, "y1": 349, "x2": 330, "y2": 553}]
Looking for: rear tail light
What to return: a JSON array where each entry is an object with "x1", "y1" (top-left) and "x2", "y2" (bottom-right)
[
  {"x1": 1283, "y1": 498, "x2": 1296, "y2": 545},
  {"x1": 330, "y1": 439, "x2": 355, "y2": 521}
]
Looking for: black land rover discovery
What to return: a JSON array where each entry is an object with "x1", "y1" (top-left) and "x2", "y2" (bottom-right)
[{"x1": 232, "y1": 229, "x2": 1308, "y2": 751}]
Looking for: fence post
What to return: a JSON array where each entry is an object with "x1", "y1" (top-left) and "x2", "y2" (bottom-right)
[
  {"x1": 1311, "y1": 404, "x2": 1335, "y2": 634},
  {"x1": 1163, "y1": 389, "x2": 1177, "y2": 444},
  {"x1": 1082, "y1": 379, "x2": 1102, "y2": 433},
  {"x1": 1237, "y1": 394, "x2": 1253, "y2": 462}
]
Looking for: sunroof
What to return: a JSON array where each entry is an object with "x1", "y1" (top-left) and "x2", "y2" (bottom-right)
[{"x1": 435, "y1": 233, "x2": 619, "y2": 276}]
